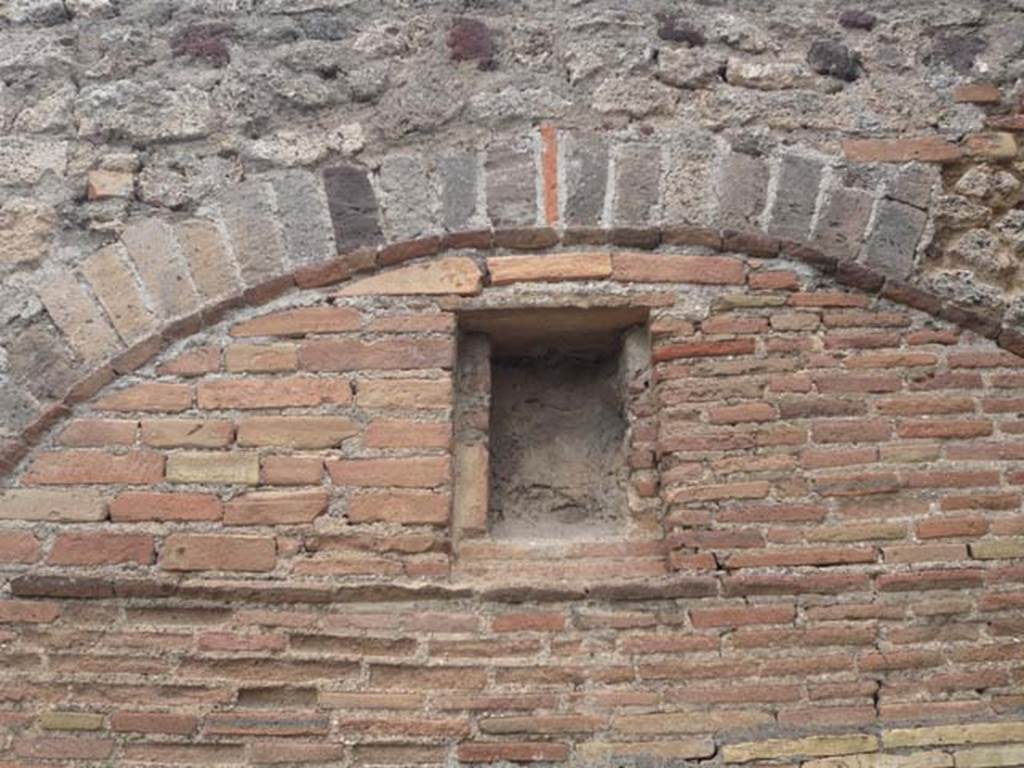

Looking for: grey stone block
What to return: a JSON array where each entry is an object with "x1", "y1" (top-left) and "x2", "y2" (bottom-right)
[
  {"x1": 5, "y1": 319, "x2": 77, "y2": 402},
  {"x1": 438, "y1": 151, "x2": 480, "y2": 231},
  {"x1": 863, "y1": 199, "x2": 927, "y2": 279},
  {"x1": 887, "y1": 163, "x2": 938, "y2": 210},
  {"x1": 379, "y1": 154, "x2": 437, "y2": 241},
  {"x1": 217, "y1": 180, "x2": 288, "y2": 284},
  {"x1": 613, "y1": 143, "x2": 662, "y2": 226},
  {"x1": 768, "y1": 153, "x2": 824, "y2": 241},
  {"x1": 322, "y1": 165, "x2": 383, "y2": 252},
  {"x1": 269, "y1": 170, "x2": 336, "y2": 266},
  {"x1": 563, "y1": 132, "x2": 608, "y2": 227},
  {"x1": 715, "y1": 151, "x2": 768, "y2": 230},
  {"x1": 485, "y1": 142, "x2": 537, "y2": 227},
  {"x1": 812, "y1": 185, "x2": 874, "y2": 259}
]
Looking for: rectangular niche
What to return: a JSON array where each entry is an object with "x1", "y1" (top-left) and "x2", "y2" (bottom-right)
[{"x1": 453, "y1": 307, "x2": 651, "y2": 543}]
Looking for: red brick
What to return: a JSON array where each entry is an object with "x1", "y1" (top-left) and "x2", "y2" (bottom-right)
[
  {"x1": 812, "y1": 419, "x2": 891, "y2": 443},
  {"x1": 299, "y1": 338, "x2": 454, "y2": 372},
  {"x1": 224, "y1": 490, "x2": 328, "y2": 525},
  {"x1": 728, "y1": 547, "x2": 877, "y2": 568},
  {"x1": 109, "y1": 491, "x2": 222, "y2": 522},
  {"x1": 111, "y1": 711, "x2": 198, "y2": 735},
  {"x1": 492, "y1": 611, "x2": 566, "y2": 633},
  {"x1": 0, "y1": 531, "x2": 41, "y2": 563},
  {"x1": 904, "y1": 470, "x2": 1000, "y2": 489},
  {"x1": 815, "y1": 375, "x2": 901, "y2": 394},
  {"x1": 917, "y1": 516, "x2": 988, "y2": 539},
  {"x1": 364, "y1": 419, "x2": 452, "y2": 449},
  {"x1": 612, "y1": 253, "x2": 745, "y2": 284},
  {"x1": 159, "y1": 534, "x2": 276, "y2": 572},
  {"x1": 198, "y1": 632, "x2": 288, "y2": 652},
  {"x1": 141, "y1": 419, "x2": 234, "y2": 448},
  {"x1": 480, "y1": 714, "x2": 605, "y2": 734},
  {"x1": 56, "y1": 419, "x2": 137, "y2": 447},
  {"x1": 949, "y1": 350, "x2": 1024, "y2": 369},
  {"x1": 14, "y1": 736, "x2": 115, "y2": 760},
  {"x1": 95, "y1": 383, "x2": 192, "y2": 412},
  {"x1": 824, "y1": 331, "x2": 900, "y2": 349},
  {"x1": 941, "y1": 493, "x2": 1018, "y2": 511},
  {"x1": 23, "y1": 450, "x2": 164, "y2": 485},
  {"x1": 348, "y1": 492, "x2": 450, "y2": 525},
  {"x1": 842, "y1": 136, "x2": 962, "y2": 163},
  {"x1": 49, "y1": 533, "x2": 154, "y2": 566},
  {"x1": 654, "y1": 338, "x2": 755, "y2": 362},
  {"x1": 0, "y1": 600, "x2": 59, "y2": 623},
  {"x1": 156, "y1": 346, "x2": 221, "y2": 376},
  {"x1": 707, "y1": 402, "x2": 776, "y2": 424},
  {"x1": 236, "y1": 416, "x2": 358, "y2": 449},
  {"x1": 327, "y1": 457, "x2": 450, "y2": 488},
  {"x1": 457, "y1": 742, "x2": 570, "y2": 763},
  {"x1": 261, "y1": 456, "x2": 324, "y2": 486},
  {"x1": 897, "y1": 419, "x2": 993, "y2": 439},
  {"x1": 877, "y1": 569, "x2": 985, "y2": 592},
  {"x1": 702, "y1": 315, "x2": 769, "y2": 335},
  {"x1": 225, "y1": 343, "x2": 299, "y2": 373},
  {"x1": 198, "y1": 377, "x2": 351, "y2": 409},
  {"x1": 690, "y1": 604, "x2": 795, "y2": 628},
  {"x1": 749, "y1": 270, "x2": 800, "y2": 290},
  {"x1": 231, "y1": 306, "x2": 362, "y2": 337}
]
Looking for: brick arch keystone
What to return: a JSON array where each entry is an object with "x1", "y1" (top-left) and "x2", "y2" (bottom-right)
[{"x1": 3, "y1": 127, "x2": 1020, "y2": 481}]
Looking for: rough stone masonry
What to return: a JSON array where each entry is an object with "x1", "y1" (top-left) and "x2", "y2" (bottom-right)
[{"x1": 4, "y1": 1, "x2": 1024, "y2": 766}]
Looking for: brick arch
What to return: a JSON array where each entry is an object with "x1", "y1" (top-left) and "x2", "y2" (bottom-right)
[
  {"x1": 5, "y1": 235, "x2": 1024, "y2": 761},
  {"x1": 3, "y1": 219, "x2": 1021, "y2": 484}
]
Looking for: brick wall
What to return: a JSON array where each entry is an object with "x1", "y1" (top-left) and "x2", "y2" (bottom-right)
[{"x1": 3, "y1": 234, "x2": 1024, "y2": 765}]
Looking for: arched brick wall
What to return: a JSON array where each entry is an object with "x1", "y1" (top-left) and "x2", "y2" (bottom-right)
[
  {"x1": 4, "y1": 5, "x2": 1024, "y2": 762},
  {"x1": 3, "y1": 233, "x2": 1024, "y2": 764}
]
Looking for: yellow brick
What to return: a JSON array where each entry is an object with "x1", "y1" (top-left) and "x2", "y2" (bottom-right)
[
  {"x1": 883, "y1": 722, "x2": 1024, "y2": 749},
  {"x1": 971, "y1": 540, "x2": 1024, "y2": 560},
  {"x1": 577, "y1": 739, "x2": 715, "y2": 762},
  {"x1": 0, "y1": 489, "x2": 106, "y2": 522},
  {"x1": 955, "y1": 744, "x2": 1024, "y2": 768},
  {"x1": 614, "y1": 710, "x2": 773, "y2": 736},
  {"x1": 806, "y1": 751, "x2": 952, "y2": 768},
  {"x1": 723, "y1": 734, "x2": 878, "y2": 763},
  {"x1": 40, "y1": 711, "x2": 105, "y2": 731},
  {"x1": 166, "y1": 452, "x2": 260, "y2": 485}
]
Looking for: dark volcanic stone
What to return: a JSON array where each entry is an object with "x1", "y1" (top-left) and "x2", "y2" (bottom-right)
[
  {"x1": 928, "y1": 32, "x2": 987, "y2": 74},
  {"x1": 839, "y1": 9, "x2": 877, "y2": 30},
  {"x1": 170, "y1": 22, "x2": 233, "y2": 67},
  {"x1": 655, "y1": 13, "x2": 706, "y2": 46},
  {"x1": 807, "y1": 40, "x2": 861, "y2": 81},
  {"x1": 448, "y1": 18, "x2": 496, "y2": 70}
]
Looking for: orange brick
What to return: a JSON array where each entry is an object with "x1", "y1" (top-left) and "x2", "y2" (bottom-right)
[
  {"x1": 299, "y1": 338, "x2": 454, "y2": 372},
  {"x1": 109, "y1": 491, "x2": 222, "y2": 522},
  {"x1": 457, "y1": 742, "x2": 569, "y2": 763},
  {"x1": 262, "y1": 456, "x2": 324, "y2": 486},
  {"x1": 348, "y1": 492, "x2": 450, "y2": 525},
  {"x1": 224, "y1": 489, "x2": 328, "y2": 525},
  {"x1": 364, "y1": 419, "x2": 451, "y2": 448},
  {"x1": 327, "y1": 457, "x2": 450, "y2": 488},
  {"x1": 56, "y1": 419, "x2": 137, "y2": 447},
  {"x1": 356, "y1": 378, "x2": 453, "y2": 409},
  {"x1": 225, "y1": 343, "x2": 299, "y2": 372},
  {"x1": 49, "y1": 533, "x2": 154, "y2": 566},
  {"x1": 159, "y1": 534, "x2": 276, "y2": 572},
  {"x1": 198, "y1": 377, "x2": 351, "y2": 409},
  {"x1": 95, "y1": 383, "x2": 192, "y2": 412},
  {"x1": 612, "y1": 254, "x2": 745, "y2": 284},
  {"x1": 156, "y1": 346, "x2": 221, "y2": 376},
  {"x1": 23, "y1": 451, "x2": 164, "y2": 485},
  {"x1": 492, "y1": 611, "x2": 566, "y2": 633},
  {"x1": 749, "y1": 270, "x2": 800, "y2": 291},
  {"x1": 111, "y1": 711, "x2": 197, "y2": 735},
  {"x1": 141, "y1": 419, "x2": 234, "y2": 448},
  {"x1": 842, "y1": 136, "x2": 962, "y2": 163},
  {"x1": 236, "y1": 416, "x2": 358, "y2": 449},
  {"x1": 0, "y1": 531, "x2": 40, "y2": 563},
  {"x1": 690, "y1": 604, "x2": 795, "y2": 628},
  {"x1": 231, "y1": 306, "x2": 361, "y2": 337},
  {"x1": 707, "y1": 403, "x2": 776, "y2": 424}
]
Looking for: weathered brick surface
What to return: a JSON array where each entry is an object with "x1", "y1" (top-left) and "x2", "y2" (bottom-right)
[{"x1": 5, "y1": 241, "x2": 1024, "y2": 766}]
